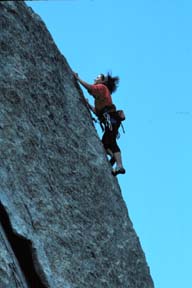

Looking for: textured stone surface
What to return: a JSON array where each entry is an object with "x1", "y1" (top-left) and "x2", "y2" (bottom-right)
[
  {"x1": 0, "y1": 1, "x2": 154, "y2": 288},
  {"x1": 0, "y1": 224, "x2": 27, "y2": 288}
]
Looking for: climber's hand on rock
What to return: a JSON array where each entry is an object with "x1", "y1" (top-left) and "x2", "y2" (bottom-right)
[{"x1": 73, "y1": 72, "x2": 79, "y2": 80}]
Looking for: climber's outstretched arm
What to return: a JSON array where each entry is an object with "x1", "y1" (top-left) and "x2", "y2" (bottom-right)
[
  {"x1": 73, "y1": 72, "x2": 92, "y2": 92},
  {"x1": 73, "y1": 72, "x2": 96, "y2": 114}
]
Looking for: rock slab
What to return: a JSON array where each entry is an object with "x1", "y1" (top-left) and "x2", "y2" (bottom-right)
[{"x1": 0, "y1": 1, "x2": 154, "y2": 287}]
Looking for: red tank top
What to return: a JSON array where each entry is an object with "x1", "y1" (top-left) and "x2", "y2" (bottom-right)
[{"x1": 88, "y1": 84, "x2": 112, "y2": 112}]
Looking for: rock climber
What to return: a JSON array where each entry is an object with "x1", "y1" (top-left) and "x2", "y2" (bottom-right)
[{"x1": 73, "y1": 72, "x2": 126, "y2": 176}]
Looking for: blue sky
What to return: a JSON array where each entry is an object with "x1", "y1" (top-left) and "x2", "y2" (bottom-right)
[{"x1": 26, "y1": 1, "x2": 192, "y2": 287}]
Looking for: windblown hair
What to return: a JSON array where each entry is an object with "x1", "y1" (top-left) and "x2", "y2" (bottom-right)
[{"x1": 103, "y1": 73, "x2": 119, "y2": 94}]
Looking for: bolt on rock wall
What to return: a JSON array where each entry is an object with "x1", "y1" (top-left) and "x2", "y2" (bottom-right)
[{"x1": 0, "y1": 1, "x2": 154, "y2": 287}]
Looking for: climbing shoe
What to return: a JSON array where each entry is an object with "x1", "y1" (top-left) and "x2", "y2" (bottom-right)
[{"x1": 112, "y1": 167, "x2": 126, "y2": 176}]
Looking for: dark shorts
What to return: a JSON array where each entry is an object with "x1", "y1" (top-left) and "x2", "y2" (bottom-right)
[{"x1": 102, "y1": 119, "x2": 121, "y2": 154}]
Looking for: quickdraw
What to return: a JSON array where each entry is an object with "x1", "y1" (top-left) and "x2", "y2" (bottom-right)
[{"x1": 103, "y1": 112, "x2": 112, "y2": 131}]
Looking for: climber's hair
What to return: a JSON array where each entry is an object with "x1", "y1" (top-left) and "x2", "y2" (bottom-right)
[{"x1": 103, "y1": 73, "x2": 119, "y2": 94}]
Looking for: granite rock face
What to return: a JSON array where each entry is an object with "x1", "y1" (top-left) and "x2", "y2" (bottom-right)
[{"x1": 0, "y1": 1, "x2": 154, "y2": 288}]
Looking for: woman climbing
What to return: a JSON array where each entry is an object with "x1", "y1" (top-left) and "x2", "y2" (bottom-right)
[{"x1": 73, "y1": 72, "x2": 125, "y2": 176}]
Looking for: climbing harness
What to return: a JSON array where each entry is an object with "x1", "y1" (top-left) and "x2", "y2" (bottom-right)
[{"x1": 93, "y1": 105, "x2": 126, "y2": 136}]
